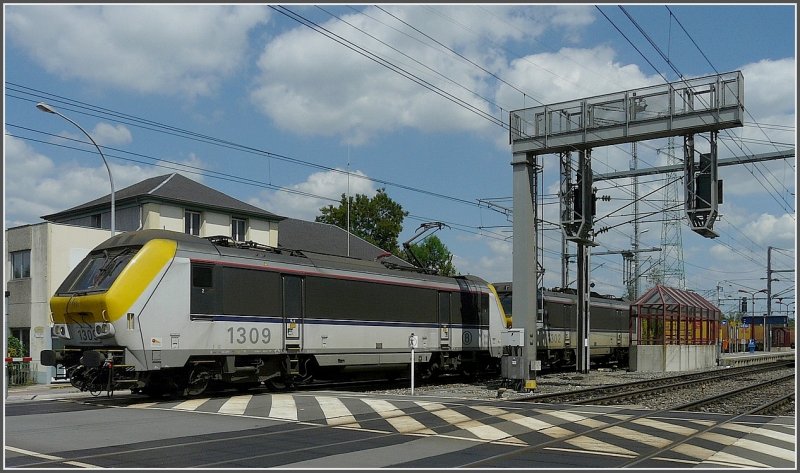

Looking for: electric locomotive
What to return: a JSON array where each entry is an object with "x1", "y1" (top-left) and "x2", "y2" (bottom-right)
[
  {"x1": 492, "y1": 282, "x2": 631, "y2": 368},
  {"x1": 41, "y1": 229, "x2": 509, "y2": 397}
]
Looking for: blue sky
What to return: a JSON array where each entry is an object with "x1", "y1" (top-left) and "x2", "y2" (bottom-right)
[{"x1": 3, "y1": 4, "x2": 796, "y2": 318}]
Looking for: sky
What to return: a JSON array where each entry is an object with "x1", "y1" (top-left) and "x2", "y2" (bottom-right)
[{"x1": 3, "y1": 3, "x2": 796, "y2": 319}]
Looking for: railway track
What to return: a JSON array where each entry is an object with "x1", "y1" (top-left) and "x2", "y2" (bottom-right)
[
  {"x1": 673, "y1": 373, "x2": 795, "y2": 416},
  {"x1": 516, "y1": 361, "x2": 795, "y2": 415}
]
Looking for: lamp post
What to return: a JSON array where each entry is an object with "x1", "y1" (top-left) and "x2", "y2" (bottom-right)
[
  {"x1": 36, "y1": 102, "x2": 115, "y2": 236},
  {"x1": 775, "y1": 298, "x2": 784, "y2": 321},
  {"x1": 738, "y1": 289, "x2": 768, "y2": 351}
]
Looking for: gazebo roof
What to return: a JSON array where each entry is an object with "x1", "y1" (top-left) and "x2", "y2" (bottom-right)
[{"x1": 633, "y1": 285, "x2": 720, "y2": 312}]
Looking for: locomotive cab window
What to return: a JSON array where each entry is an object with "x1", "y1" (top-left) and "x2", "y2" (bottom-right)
[{"x1": 55, "y1": 247, "x2": 139, "y2": 295}]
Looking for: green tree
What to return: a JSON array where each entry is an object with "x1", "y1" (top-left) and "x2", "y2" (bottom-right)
[
  {"x1": 408, "y1": 235, "x2": 458, "y2": 276},
  {"x1": 317, "y1": 188, "x2": 408, "y2": 255}
]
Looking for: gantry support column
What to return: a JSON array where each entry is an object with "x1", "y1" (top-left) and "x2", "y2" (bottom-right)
[
  {"x1": 512, "y1": 151, "x2": 538, "y2": 389},
  {"x1": 576, "y1": 243, "x2": 591, "y2": 374}
]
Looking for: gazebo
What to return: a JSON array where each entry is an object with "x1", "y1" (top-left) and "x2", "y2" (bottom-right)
[{"x1": 629, "y1": 285, "x2": 722, "y2": 372}]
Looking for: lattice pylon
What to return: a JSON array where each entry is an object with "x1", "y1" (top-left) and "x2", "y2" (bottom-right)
[{"x1": 651, "y1": 137, "x2": 686, "y2": 290}]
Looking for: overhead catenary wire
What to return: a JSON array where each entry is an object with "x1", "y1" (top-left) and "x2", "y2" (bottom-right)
[
  {"x1": 8, "y1": 128, "x2": 516, "y2": 247},
  {"x1": 613, "y1": 5, "x2": 794, "y2": 215},
  {"x1": 5, "y1": 86, "x2": 482, "y2": 209},
  {"x1": 594, "y1": 6, "x2": 794, "y2": 273},
  {"x1": 10, "y1": 7, "x2": 788, "y2": 294}
]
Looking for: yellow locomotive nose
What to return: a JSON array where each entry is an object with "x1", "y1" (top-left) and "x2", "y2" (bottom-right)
[
  {"x1": 49, "y1": 238, "x2": 177, "y2": 325},
  {"x1": 50, "y1": 293, "x2": 111, "y2": 324}
]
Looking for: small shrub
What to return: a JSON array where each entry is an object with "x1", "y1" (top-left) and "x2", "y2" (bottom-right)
[{"x1": 7, "y1": 336, "x2": 24, "y2": 358}]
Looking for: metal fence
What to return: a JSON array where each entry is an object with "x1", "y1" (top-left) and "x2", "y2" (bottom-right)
[{"x1": 7, "y1": 362, "x2": 37, "y2": 386}]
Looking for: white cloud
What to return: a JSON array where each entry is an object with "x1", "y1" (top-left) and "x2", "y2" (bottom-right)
[
  {"x1": 739, "y1": 58, "x2": 796, "y2": 119},
  {"x1": 742, "y1": 213, "x2": 796, "y2": 246},
  {"x1": 91, "y1": 123, "x2": 132, "y2": 146},
  {"x1": 709, "y1": 244, "x2": 739, "y2": 263},
  {"x1": 6, "y1": 5, "x2": 270, "y2": 98},
  {"x1": 53, "y1": 122, "x2": 135, "y2": 148},
  {"x1": 248, "y1": 169, "x2": 377, "y2": 221},
  {"x1": 453, "y1": 236, "x2": 512, "y2": 282},
  {"x1": 500, "y1": 45, "x2": 657, "y2": 107},
  {"x1": 3, "y1": 134, "x2": 205, "y2": 227},
  {"x1": 250, "y1": 5, "x2": 599, "y2": 145}
]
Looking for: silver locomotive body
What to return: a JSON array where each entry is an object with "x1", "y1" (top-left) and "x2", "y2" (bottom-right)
[{"x1": 43, "y1": 230, "x2": 507, "y2": 397}]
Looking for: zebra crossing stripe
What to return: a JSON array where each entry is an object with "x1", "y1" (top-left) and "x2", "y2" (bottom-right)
[
  {"x1": 747, "y1": 426, "x2": 795, "y2": 445},
  {"x1": 126, "y1": 402, "x2": 158, "y2": 409},
  {"x1": 546, "y1": 410, "x2": 591, "y2": 423},
  {"x1": 499, "y1": 412, "x2": 572, "y2": 438},
  {"x1": 632, "y1": 418, "x2": 698, "y2": 436},
  {"x1": 685, "y1": 446, "x2": 770, "y2": 468},
  {"x1": 268, "y1": 394, "x2": 297, "y2": 420},
  {"x1": 718, "y1": 422, "x2": 757, "y2": 434},
  {"x1": 565, "y1": 435, "x2": 638, "y2": 456},
  {"x1": 698, "y1": 432, "x2": 796, "y2": 462},
  {"x1": 218, "y1": 395, "x2": 252, "y2": 415},
  {"x1": 469, "y1": 405, "x2": 509, "y2": 416},
  {"x1": 602, "y1": 425, "x2": 672, "y2": 448},
  {"x1": 316, "y1": 396, "x2": 359, "y2": 427},
  {"x1": 361, "y1": 399, "x2": 435, "y2": 435},
  {"x1": 174, "y1": 398, "x2": 210, "y2": 411},
  {"x1": 689, "y1": 419, "x2": 715, "y2": 427},
  {"x1": 417, "y1": 402, "x2": 471, "y2": 423},
  {"x1": 360, "y1": 399, "x2": 407, "y2": 418},
  {"x1": 575, "y1": 417, "x2": 608, "y2": 428},
  {"x1": 416, "y1": 402, "x2": 523, "y2": 444}
]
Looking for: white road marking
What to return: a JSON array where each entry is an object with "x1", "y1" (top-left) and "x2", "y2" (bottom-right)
[
  {"x1": 218, "y1": 394, "x2": 252, "y2": 416},
  {"x1": 565, "y1": 435, "x2": 638, "y2": 456},
  {"x1": 632, "y1": 417, "x2": 698, "y2": 436},
  {"x1": 5, "y1": 446, "x2": 98, "y2": 468},
  {"x1": 126, "y1": 401, "x2": 158, "y2": 409},
  {"x1": 361, "y1": 398, "x2": 435, "y2": 435},
  {"x1": 267, "y1": 394, "x2": 297, "y2": 420},
  {"x1": 602, "y1": 425, "x2": 673, "y2": 448},
  {"x1": 415, "y1": 402, "x2": 524, "y2": 444},
  {"x1": 316, "y1": 396, "x2": 359, "y2": 427},
  {"x1": 699, "y1": 431, "x2": 796, "y2": 462},
  {"x1": 174, "y1": 398, "x2": 210, "y2": 411}
]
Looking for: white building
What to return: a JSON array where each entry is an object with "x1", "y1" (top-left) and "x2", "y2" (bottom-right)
[
  {"x1": 6, "y1": 223, "x2": 109, "y2": 382},
  {"x1": 5, "y1": 173, "x2": 283, "y2": 383}
]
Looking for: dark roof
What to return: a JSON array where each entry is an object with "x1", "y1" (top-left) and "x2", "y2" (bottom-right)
[
  {"x1": 632, "y1": 284, "x2": 721, "y2": 318},
  {"x1": 278, "y1": 218, "x2": 412, "y2": 267},
  {"x1": 42, "y1": 173, "x2": 283, "y2": 221}
]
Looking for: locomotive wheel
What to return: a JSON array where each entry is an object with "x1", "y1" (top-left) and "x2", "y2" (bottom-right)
[
  {"x1": 266, "y1": 376, "x2": 293, "y2": 391},
  {"x1": 186, "y1": 367, "x2": 211, "y2": 396}
]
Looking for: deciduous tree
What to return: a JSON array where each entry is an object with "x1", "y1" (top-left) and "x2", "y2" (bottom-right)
[{"x1": 317, "y1": 188, "x2": 408, "y2": 255}]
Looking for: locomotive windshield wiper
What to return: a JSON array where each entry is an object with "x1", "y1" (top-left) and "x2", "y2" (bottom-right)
[{"x1": 92, "y1": 248, "x2": 134, "y2": 288}]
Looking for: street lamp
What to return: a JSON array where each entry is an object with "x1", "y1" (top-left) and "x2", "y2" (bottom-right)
[
  {"x1": 738, "y1": 288, "x2": 768, "y2": 351},
  {"x1": 36, "y1": 102, "x2": 115, "y2": 236}
]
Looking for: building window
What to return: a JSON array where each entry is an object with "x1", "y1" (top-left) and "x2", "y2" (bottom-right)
[
  {"x1": 10, "y1": 250, "x2": 31, "y2": 279},
  {"x1": 185, "y1": 211, "x2": 201, "y2": 236},
  {"x1": 9, "y1": 328, "x2": 30, "y2": 357},
  {"x1": 232, "y1": 218, "x2": 246, "y2": 242},
  {"x1": 90, "y1": 213, "x2": 102, "y2": 228}
]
